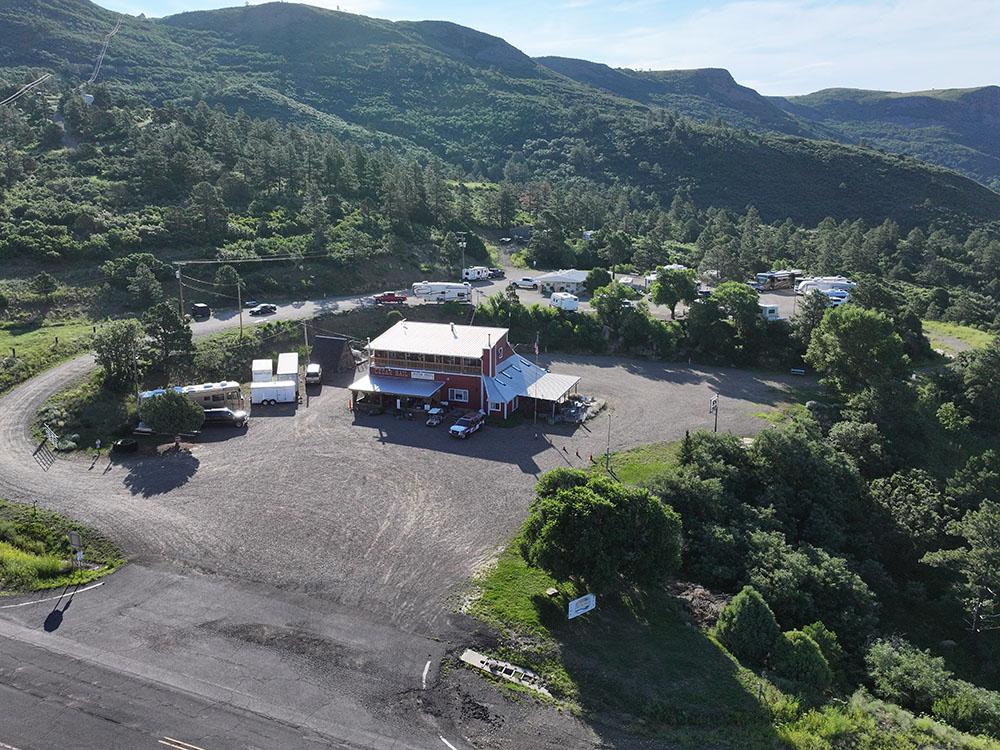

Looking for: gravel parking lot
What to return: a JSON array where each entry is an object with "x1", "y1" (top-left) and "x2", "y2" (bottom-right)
[{"x1": 0, "y1": 353, "x2": 806, "y2": 633}]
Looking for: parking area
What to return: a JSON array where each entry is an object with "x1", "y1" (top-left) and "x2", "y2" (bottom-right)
[{"x1": 14, "y1": 356, "x2": 808, "y2": 633}]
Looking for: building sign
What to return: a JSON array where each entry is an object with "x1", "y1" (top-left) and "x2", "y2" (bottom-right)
[
  {"x1": 411, "y1": 370, "x2": 435, "y2": 380},
  {"x1": 371, "y1": 366, "x2": 410, "y2": 378},
  {"x1": 568, "y1": 593, "x2": 596, "y2": 619}
]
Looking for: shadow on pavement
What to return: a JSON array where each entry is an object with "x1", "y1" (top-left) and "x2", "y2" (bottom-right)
[
  {"x1": 42, "y1": 585, "x2": 77, "y2": 632},
  {"x1": 120, "y1": 450, "x2": 200, "y2": 497}
]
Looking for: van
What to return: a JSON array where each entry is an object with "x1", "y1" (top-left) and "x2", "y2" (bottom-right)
[
  {"x1": 190, "y1": 303, "x2": 211, "y2": 319},
  {"x1": 305, "y1": 363, "x2": 322, "y2": 385}
]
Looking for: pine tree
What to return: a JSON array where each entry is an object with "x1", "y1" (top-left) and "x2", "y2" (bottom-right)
[{"x1": 714, "y1": 585, "x2": 780, "y2": 668}]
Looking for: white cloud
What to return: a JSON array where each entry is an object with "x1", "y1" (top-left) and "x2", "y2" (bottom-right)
[{"x1": 572, "y1": 0, "x2": 1000, "y2": 94}]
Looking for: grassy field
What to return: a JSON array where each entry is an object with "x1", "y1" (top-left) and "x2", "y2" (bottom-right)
[
  {"x1": 600, "y1": 440, "x2": 681, "y2": 484},
  {"x1": 0, "y1": 318, "x2": 94, "y2": 395},
  {"x1": 0, "y1": 499, "x2": 124, "y2": 594},
  {"x1": 923, "y1": 320, "x2": 995, "y2": 356}
]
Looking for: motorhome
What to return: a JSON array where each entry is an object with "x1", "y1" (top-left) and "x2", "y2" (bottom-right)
[
  {"x1": 550, "y1": 292, "x2": 579, "y2": 311},
  {"x1": 796, "y1": 276, "x2": 856, "y2": 295},
  {"x1": 755, "y1": 270, "x2": 803, "y2": 290},
  {"x1": 139, "y1": 381, "x2": 245, "y2": 410},
  {"x1": 461, "y1": 266, "x2": 490, "y2": 281},
  {"x1": 410, "y1": 281, "x2": 473, "y2": 303}
]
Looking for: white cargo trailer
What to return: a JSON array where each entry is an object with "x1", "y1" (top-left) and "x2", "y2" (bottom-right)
[
  {"x1": 550, "y1": 292, "x2": 579, "y2": 311},
  {"x1": 276, "y1": 352, "x2": 299, "y2": 389},
  {"x1": 251, "y1": 358, "x2": 273, "y2": 383},
  {"x1": 250, "y1": 380, "x2": 297, "y2": 406}
]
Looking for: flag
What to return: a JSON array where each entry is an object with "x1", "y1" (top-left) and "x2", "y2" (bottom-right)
[{"x1": 534, "y1": 332, "x2": 540, "y2": 357}]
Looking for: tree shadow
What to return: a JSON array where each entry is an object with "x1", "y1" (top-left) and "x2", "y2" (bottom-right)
[{"x1": 120, "y1": 450, "x2": 200, "y2": 497}]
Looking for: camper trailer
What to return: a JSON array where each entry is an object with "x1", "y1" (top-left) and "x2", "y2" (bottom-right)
[
  {"x1": 410, "y1": 281, "x2": 473, "y2": 303},
  {"x1": 759, "y1": 303, "x2": 780, "y2": 321},
  {"x1": 461, "y1": 266, "x2": 490, "y2": 281},
  {"x1": 251, "y1": 358, "x2": 273, "y2": 383},
  {"x1": 796, "y1": 276, "x2": 856, "y2": 295},
  {"x1": 550, "y1": 292, "x2": 579, "y2": 311},
  {"x1": 276, "y1": 352, "x2": 299, "y2": 389}
]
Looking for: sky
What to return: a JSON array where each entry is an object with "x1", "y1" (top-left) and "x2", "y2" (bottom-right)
[{"x1": 97, "y1": 0, "x2": 1000, "y2": 96}]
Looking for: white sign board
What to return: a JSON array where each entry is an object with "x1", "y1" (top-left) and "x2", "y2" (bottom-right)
[
  {"x1": 568, "y1": 593, "x2": 596, "y2": 620},
  {"x1": 709, "y1": 395, "x2": 719, "y2": 414},
  {"x1": 410, "y1": 370, "x2": 435, "y2": 381},
  {"x1": 67, "y1": 531, "x2": 82, "y2": 550}
]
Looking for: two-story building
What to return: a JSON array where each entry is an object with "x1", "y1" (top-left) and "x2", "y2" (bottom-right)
[{"x1": 348, "y1": 320, "x2": 580, "y2": 419}]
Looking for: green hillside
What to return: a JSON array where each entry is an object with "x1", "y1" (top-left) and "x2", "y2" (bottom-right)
[
  {"x1": 772, "y1": 86, "x2": 1000, "y2": 190},
  {"x1": 2, "y1": 0, "x2": 999, "y2": 227}
]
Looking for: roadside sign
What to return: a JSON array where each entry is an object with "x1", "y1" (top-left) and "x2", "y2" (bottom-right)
[
  {"x1": 75, "y1": 550, "x2": 84, "y2": 564},
  {"x1": 68, "y1": 531, "x2": 82, "y2": 550},
  {"x1": 568, "y1": 593, "x2": 596, "y2": 620},
  {"x1": 709, "y1": 395, "x2": 719, "y2": 414}
]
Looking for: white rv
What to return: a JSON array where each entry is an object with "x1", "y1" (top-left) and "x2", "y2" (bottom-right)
[
  {"x1": 759, "y1": 303, "x2": 780, "y2": 321},
  {"x1": 410, "y1": 281, "x2": 473, "y2": 303},
  {"x1": 796, "y1": 276, "x2": 856, "y2": 295},
  {"x1": 276, "y1": 352, "x2": 299, "y2": 389},
  {"x1": 250, "y1": 380, "x2": 297, "y2": 406},
  {"x1": 550, "y1": 292, "x2": 579, "y2": 311},
  {"x1": 461, "y1": 266, "x2": 490, "y2": 281}
]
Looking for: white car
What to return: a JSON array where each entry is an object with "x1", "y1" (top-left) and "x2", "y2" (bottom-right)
[
  {"x1": 305, "y1": 363, "x2": 322, "y2": 385},
  {"x1": 512, "y1": 277, "x2": 538, "y2": 290},
  {"x1": 824, "y1": 289, "x2": 850, "y2": 307}
]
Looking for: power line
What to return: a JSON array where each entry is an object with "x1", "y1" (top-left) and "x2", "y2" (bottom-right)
[
  {"x1": 0, "y1": 73, "x2": 52, "y2": 107},
  {"x1": 173, "y1": 252, "x2": 334, "y2": 267},
  {"x1": 84, "y1": 16, "x2": 123, "y2": 87}
]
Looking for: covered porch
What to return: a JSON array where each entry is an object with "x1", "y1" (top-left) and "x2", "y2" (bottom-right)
[
  {"x1": 483, "y1": 356, "x2": 581, "y2": 421},
  {"x1": 348, "y1": 373, "x2": 444, "y2": 414}
]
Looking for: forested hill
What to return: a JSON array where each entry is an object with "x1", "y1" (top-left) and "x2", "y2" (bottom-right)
[
  {"x1": 2, "y1": 0, "x2": 1000, "y2": 228},
  {"x1": 771, "y1": 87, "x2": 1000, "y2": 191},
  {"x1": 535, "y1": 55, "x2": 1000, "y2": 191},
  {"x1": 536, "y1": 57, "x2": 811, "y2": 136}
]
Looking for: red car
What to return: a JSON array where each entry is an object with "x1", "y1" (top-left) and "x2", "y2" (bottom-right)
[{"x1": 374, "y1": 292, "x2": 407, "y2": 305}]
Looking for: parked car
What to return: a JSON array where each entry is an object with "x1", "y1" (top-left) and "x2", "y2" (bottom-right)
[
  {"x1": 449, "y1": 411, "x2": 485, "y2": 439},
  {"x1": 190, "y1": 303, "x2": 211, "y2": 319},
  {"x1": 374, "y1": 291, "x2": 407, "y2": 304},
  {"x1": 512, "y1": 277, "x2": 538, "y2": 290},
  {"x1": 488, "y1": 268, "x2": 505, "y2": 279},
  {"x1": 243, "y1": 299, "x2": 259, "y2": 308},
  {"x1": 202, "y1": 407, "x2": 249, "y2": 428},
  {"x1": 825, "y1": 289, "x2": 850, "y2": 307},
  {"x1": 305, "y1": 363, "x2": 322, "y2": 385},
  {"x1": 696, "y1": 288, "x2": 712, "y2": 299},
  {"x1": 425, "y1": 407, "x2": 445, "y2": 426},
  {"x1": 248, "y1": 303, "x2": 277, "y2": 316}
]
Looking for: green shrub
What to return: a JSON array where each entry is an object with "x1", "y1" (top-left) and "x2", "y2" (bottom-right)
[
  {"x1": 714, "y1": 585, "x2": 781, "y2": 668},
  {"x1": 771, "y1": 630, "x2": 833, "y2": 692},
  {"x1": 865, "y1": 638, "x2": 952, "y2": 712}
]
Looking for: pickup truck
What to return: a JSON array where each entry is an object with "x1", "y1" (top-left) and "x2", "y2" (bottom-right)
[{"x1": 374, "y1": 292, "x2": 407, "y2": 305}]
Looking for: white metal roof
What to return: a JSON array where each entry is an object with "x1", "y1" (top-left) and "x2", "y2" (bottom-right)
[
  {"x1": 348, "y1": 373, "x2": 445, "y2": 398},
  {"x1": 251, "y1": 358, "x2": 272, "y2": 371},
  {"x1": 483, "y1": 356, "x2": 580, "y2": 403},
  {"x1": 276, "y1": 352, "x2": 298, "y2": 373},
  {"x1": 368, "y1": 321, "x2": 508, "y2": 359},
  {"x1": 533, "y1": 269, "x2": 588, "y2": 284}
]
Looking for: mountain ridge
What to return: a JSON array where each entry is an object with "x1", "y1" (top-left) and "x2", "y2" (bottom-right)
[{"x1": 2, "y1": 0, "x2": 999, "y2": 227}]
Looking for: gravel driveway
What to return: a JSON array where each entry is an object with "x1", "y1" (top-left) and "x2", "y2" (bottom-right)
[{"x1": 0, "y1": 351, "x2": 804, "y2": 633}]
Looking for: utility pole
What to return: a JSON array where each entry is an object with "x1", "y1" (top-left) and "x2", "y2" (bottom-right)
[
  {"x1": 175, "y1": 265, "x2": 184, "y2": 317},
  {"x1": 236, "y1": 275, "x2": 243, "y2": 339},
  {"x1": 605, "y1": 410, "x2": 612, "y2": 472},
  {"x1": 457, "y1": 231, "x2": 467, "y2": 273}
]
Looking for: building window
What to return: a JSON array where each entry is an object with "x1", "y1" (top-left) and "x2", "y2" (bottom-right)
[
  {"x1": 449, "y1": 388, "x2": 469, "y2": 403},
  {"x1": 488, "y1": 401, "x2": 502, "y2": 412}
]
